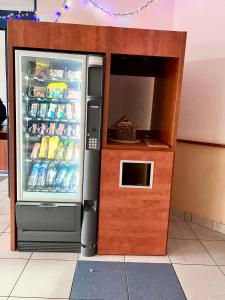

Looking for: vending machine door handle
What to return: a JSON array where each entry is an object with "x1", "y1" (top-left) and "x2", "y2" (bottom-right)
[{"x1": 38, "y1": 203, "x2": 60, "y2": 208}]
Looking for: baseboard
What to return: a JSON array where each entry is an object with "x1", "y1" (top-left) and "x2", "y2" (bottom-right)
[{"x1": 170, "y1": 207, "x2": 225, "y2": 235}]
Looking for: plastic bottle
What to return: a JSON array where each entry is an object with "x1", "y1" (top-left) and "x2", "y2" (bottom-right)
[
  {"x1": 70, "y1": 167, "x2": 79, "y2": 192},
  {"x1": 36, "y1": 162, "x2": 48, "y2": 188},
  {"x1": 63, "y1": 167, "x2": 75, "y2": 189},
  {"x1": 27, "y1": 162, "x2": 41, "y2": 189},
  {"x1": 54, "y1": 165, "x2": 68, "y2": 189},
  {"x1": 46, "y1": 162, "x2": 57, "y2": 187}
]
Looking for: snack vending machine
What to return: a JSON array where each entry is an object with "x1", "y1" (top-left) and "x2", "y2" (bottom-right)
[{"x1": 14, "y1": 50, "x2": 104, "y2": 255}]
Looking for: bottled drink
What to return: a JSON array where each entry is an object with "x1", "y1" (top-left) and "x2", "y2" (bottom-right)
[
  {"x1": 54, "y1": 165, "x2": 68, "y2": 189},
  {"x1": 46, "y1": 162, "x2": 57, "y2": 187},
  {"x1": 36, "y1": 162, "x2": 48, "y2": 188},
  {"x1": 63, "y1": 167, "x2": 75, "y2": 189},
  {"x1": 27, "y1": 162, "x2": 41, "y2": 189}
]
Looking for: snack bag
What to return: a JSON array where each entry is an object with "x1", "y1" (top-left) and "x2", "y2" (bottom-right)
[
  {"x1": 38, "y1": 103, "x2": 48, "y2": 119},
  {"x1": 29, "y1": 103, "x2": 39, "y2": 118},
  {"x1": 47, "y1": 103, "x2": 57, "y2": 120},
  {"x1": 56, "y1": 123, "x2": 65, "y2": 136},
  {"x1": 47, "y1": 123, "x2": 56, "y2": 136},
  {"x1": 65, "y1": 88, "x2": 76, "y2": 100},
  {"x1": 39, "y1": 137, "x2": 49, "y2": 159},
  {"x1": 33, "y1": 59, "x2": 49, "y2": 78},
  {"x1": 48, "y1": 137, "x2": 59, "y2": 160},
  {"x1": 64, "y1": 125, "x2": 73, "y2": 137},
  {"x1": 56, "y1": 104, "x2": 65, "y2": 120},
  {"x1": 47, "y1": 83, "x2": 67, "y2": 99},
  {"x1": 30, "y1": 143, "x2": 40, "y2": 159},
  {"x1": 38, "y1": 123, "x2": 47, "y2": 136},
  {"x1": 55, "y1": 142, "x2": 65, "y2": 160},
  {"x1": 65, "y1": 141, "x2": 75, "y2": 161},
  {"x1": 66, "y1": 70, "x2": 81, "y2": 81},
  {"x1": 49, "y1": 69, "x2": 64, "y2": 79},
  {"x1": 74, "y1": 102, "x2": 81, "y2": 121},
  {"x1": 28, "y1": 123, "x2": 38, "y2": 135}
]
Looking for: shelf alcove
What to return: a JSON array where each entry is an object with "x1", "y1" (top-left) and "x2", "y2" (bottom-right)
[{"x1": 107, "y1": 54, "x2": 180, "y2": 150}]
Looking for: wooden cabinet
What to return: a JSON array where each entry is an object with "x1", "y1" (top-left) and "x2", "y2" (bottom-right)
[
  {"x1": 98, "y1": 27, "x2": 186, "y2": 255},
  {"x1": 7, "y1": 21, "x2": 186, "y2": 252},
  {"x1": 109, "y1": 27, "x2": 185, "y2": 57},
  {"x1": 98, "y1": 149, "x2": 174, "y2": 255}
]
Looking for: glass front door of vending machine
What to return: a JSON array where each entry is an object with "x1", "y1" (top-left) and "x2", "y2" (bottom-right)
[{"x1": 15, "y1": 50, "x2": 86, "y2": 203}]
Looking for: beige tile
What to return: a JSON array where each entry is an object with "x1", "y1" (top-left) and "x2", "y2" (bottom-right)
[
  {"x1": 0, "y1": 298, "x2": 8, "y2": 300},
  {"x1": 168, "y1": 239, "x2": 215, "y2": 265},
  {"x1": 0, "y1": 259, "x2": 27, "y2": 296},
  {"x1": 0, "y1": 198, "x2": 10, "y2": 215},
  {"x1": 168, "y1": 221, "x2": 197, "y2": 239},
  {"x1": 202, "y1": 241, "x2": 225, "y2": 265},
  {"x1": 213, "y1": 221, "x2": 225, "y2": 235},
  {"x1": 192, "y1": 213, "x2": 213, "y2": 229},
  {"x1": 4, "y1": 225, "x2": 10, "y2": 233},
  {"x1": 11, "y1": 259, "x2": 76, "y2": 298},
  {"x1": 78, "y1": 254, "x2": 124, "y2": 262},
  {"x1": 0, "y1": 233, "x2": 31, "y2": 259},
  {"x1": 188, "y1": 222, "x2": 225, "y2": 241},
  {"x1": 170, "y1": 214, "x2": 182, "y2": 222},
  {"x1": 220, "y1": 266, "x2": 225, "y2": 275},
  {"x1": 0, "y1": 214, "x2": 10, "y2": 232},
  {"x1": 0, "y1": 191, "x2": 8, "y2": 201},
  {"x1": 31, "y1": 251, "x2": 78, "y2": 261},
  {"x1": 8, "y1": 297, "x2": 69, "y2": 300},
  {"x1": 0, "y1": 181, "x2": 8, "y2": 192},
  {"x1": 170, "y1": 207, "x2": 185, "y2": 221},
  {"x1": 173, "y1": 264, "x2": 225, "y2": 300},
  {"x1": 184, "y1": 212, "x2": 192, "y2": 222},
  {"x1": 125, "y1": 255, "x2": 170, "y2": 264}
]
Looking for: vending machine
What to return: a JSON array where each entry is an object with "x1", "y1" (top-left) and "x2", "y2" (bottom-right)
[{"x1": 14, "y1": 50, "x2": 104, "y2": 255}]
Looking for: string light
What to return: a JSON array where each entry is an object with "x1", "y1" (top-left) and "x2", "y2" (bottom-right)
[
  {"x1": 0, "y1": 11, "x2": 39, "y2": 21},
  {"x1": 88, "y1": 0, "x2": 157, "y2": 17},
  {"x1": 55, "y1": 0, "x2": 72, "y2": 22}
]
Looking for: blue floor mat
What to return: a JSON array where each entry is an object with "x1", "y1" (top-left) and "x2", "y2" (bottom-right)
[
  {"x1": 126, "y1": 262, "x2": 186, "y2": 300},
  {"x1": 70, "y1": 261, "x2": 186, "y2": 300},
  {"x1": 70, "y1": 261, "x2": 128, "y2": 300}
]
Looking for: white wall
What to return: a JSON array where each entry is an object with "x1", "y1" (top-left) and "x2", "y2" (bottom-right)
[
  {"x1": 37, "y1": 0, "x2": 175, "y2": 29},
  {"x1": 109, "y1": 76, "x2": 155, "y2": 129},
  {"x1": 0, "y1": 0, "x2": 34, "y2": 11},
  {"x1": 173, "y1": 0, "x2": 225, "y2": 144}
]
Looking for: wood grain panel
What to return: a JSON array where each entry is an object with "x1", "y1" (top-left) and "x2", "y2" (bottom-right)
[
  {"x1": 109, "y1": 27, "x2": 185, "y2": 57},
  {"x1": 151, "y1": 33, "x2": 186, "y2": 147},
  {"x1": 8, "y1": 20, "x2": 107, "y2": 53},
  {"x1": 0, "y1": 140, "x2": 8, "y2": 170},
  {"x1": 98, "y1": 149, "x2": 174, "y2": 255}
]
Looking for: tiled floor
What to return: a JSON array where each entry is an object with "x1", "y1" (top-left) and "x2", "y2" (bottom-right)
[{"x1": 1, "y1": 176, "x2": 225, "y2": 299}]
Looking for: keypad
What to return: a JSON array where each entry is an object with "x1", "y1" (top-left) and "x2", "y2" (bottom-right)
[{"x1": 88, "y1": 138, "x2": 98, "y2": 149}]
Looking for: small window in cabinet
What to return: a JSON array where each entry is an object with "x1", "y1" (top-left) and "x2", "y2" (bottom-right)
[{"x1": 119, "y1": 160, "x2": 154, "y2": 189}]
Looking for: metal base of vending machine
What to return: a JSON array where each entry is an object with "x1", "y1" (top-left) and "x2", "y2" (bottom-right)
[
  {"x1": 16, "y1": 202, "x2": 81, "y2": 252},
  {"x1": 17, "y1": 241, "x2": 81, "y2": 252}
]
